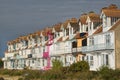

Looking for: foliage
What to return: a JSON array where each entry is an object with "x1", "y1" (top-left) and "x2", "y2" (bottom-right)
[
  {"x1": 69, "y1": 61, "x2": 89, "y2": 72},
  {"x1": 40, "y1": 69, "x2": 64, "y2": 80},
  {"x1": 1, "y1": 65, "x2": 120, "y2": 80},
  {"x1": 0, "y1": 77, "x2": 4, "y2": 80},
  {"x1": 52, "y1": 59, "x2": 63, "y2": 70},
  {"x1": 0, "y1": 58, "x2": 3, "y2": 68},
  {"x1": 98, "y1": 66, "x2": 120, "y2": 80}
]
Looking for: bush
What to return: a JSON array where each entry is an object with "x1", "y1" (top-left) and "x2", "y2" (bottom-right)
[
  {"x1": 0, "y1": 77, "x2": 4, "y2": 80},
  {"x1": 0, "y1": 59, "x2": 3, "y2": 68},
  {"x1": 18, "y1": 78, "x2": 24, "y2": 80},
  {"x1": 98, "y1": 66, "x2": 120, "y2": 80},
  {"x1": 40, "y1": 69, "x2": 64, "y2": 80},
  {"x1": 52, "y1": 59, "x2": 63, "y2": 70},
  {"x1": 69, "y1": 61, "x2": 89, "y2": 72}
]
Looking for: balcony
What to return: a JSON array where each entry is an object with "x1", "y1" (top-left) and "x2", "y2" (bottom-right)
[
  {"x1": 72, "y1": 43, "x2": 114, "y2": 53},
  {"x1": 82, "y1": 43, "x2": 114, "y2": 52},
  {"x1": 51, "y1": 48, "x2": 72, "y2": 56},
  {"x1": 72, "y1": 47, "x2": 82, "y2": 53},
  {"x1": 43, "y1": 52, "x2": 49, "y2": 58},
  {"x1": 32, "y1": 53, "x2": 41, "y2": 58}
]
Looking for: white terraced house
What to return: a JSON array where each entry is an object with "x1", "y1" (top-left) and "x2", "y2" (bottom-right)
[{"x1": 2, "y1": 4, "x2": 120, "y2": 71}]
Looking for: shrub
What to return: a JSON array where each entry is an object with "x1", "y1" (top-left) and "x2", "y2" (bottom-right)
[
  {"x1": 0, "y1": 59, "x2": 3, "y2": 68},
  {"x1": 52, "y1": 59, "x2": 63, "y2": 70},
  {"x1": 98, "y1": 66, "x2": 120, "y2": 80},
  {"x1": 69, "y1": 61, "x2": 89, "y2": 72},
  {"x1": 0, "y1": 77, "x2": 4, "y2": 80},
  {"x1": 18, "y1": 78, "x2": 24, "y2": 80}
]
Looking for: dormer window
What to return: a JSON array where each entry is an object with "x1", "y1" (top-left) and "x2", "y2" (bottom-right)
[
  {"x1": 45, "y1": 36, "x2": 48, "y2": 41},
  {"x1": 103, "y1": 16, "x2": 107, "y2": 27},
  {"x1": 70, "y1": 27, "x2": 72, "y2": 35},
  {"x1": 54, "y1": 33, "x2": 56, "y2": 38},
  {"x1": 89, "y1": 22, "x2": 92, "y2": 30},
  {"x1": 13, "y1": 44, "x2": 16, "y2": 50},
  {"x1": 66, "y1": 29, "x2": 69, "y2": 35},
  {"x1": 111, "y1": 17, "x2": 119, "y2": 26},
  {"x1": 25, "y1": 40, "x2": 28, "y2": 46},
  {"x1": 34, "y1": 36, "x2": 38, "y2": 43},
  {"x1": 58, "y1": 32, "x2": 60, "y2": 36}
]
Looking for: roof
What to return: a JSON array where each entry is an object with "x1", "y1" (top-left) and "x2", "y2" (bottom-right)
[
  {"x1": 93, "y1": 26, "x2": 103, "y2": 35},
  {"x1": 70, "y1": 22, "x2": 79, "y2": 27},
  {"x1": 53, "y1": 23, "x2": 62, "y2": 32},
  {"x1": 63, "y1": 18, "x2": 78, "y2": 29},
  {"x1": 41, "y1": 27, "x2": 52, "y2": 36},
  {"x1": 109, "y1": 19, "x2": 120, "y2": 31},
  {"x1": 101, "y1": 4, "x2": 120, "y2": 17},
  {"x1": 74, "y1": 33, "x2": 81, "y2": 39},
  {"x1": 74, "y1": 32, "x2": 88, "y2": 39},
  {"x1": 79, "y1": 14, "x2": 87, "y2": 25},
  {"x1": 102, "y1": 9, "x2": 120, "y2": 17},
  {"x1": 57, "y1": 37, "x2": 62, "y2": 42},
  {"x1": 62, "y1": 36, "x2": 69, "y2": 41},
  {"x1": 88, "y1": 12, "x2": 101, "y2": 22},
  {"x1": 35, "y1": 31, "x2": 41, "y2": 36}
]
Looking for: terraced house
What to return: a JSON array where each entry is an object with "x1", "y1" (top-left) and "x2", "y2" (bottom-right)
[{"x1": 2, "y1": 4, "x2": 120, "y2": 71}]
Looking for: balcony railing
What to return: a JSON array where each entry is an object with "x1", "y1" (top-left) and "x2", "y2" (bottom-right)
[
  {"x1": 51, "y1": 48, "x2": 72, "y2": 56},
  {"x1": 82, "y1": 43, "x2": 114, "y2": 52},
  {"x1": 72, "y1": 43, "x2": 114, "y2": 53},
  {"x1": 72, "y1": 47, "x2": 82, "y2": 53},
  {"x1": 32, "y1": 53, "x2": 42, "y2": 58}
]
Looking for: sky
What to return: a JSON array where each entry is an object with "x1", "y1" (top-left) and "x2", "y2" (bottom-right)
[{"x1": 0, "y1": 0, "x2": 120, "y2": 57}]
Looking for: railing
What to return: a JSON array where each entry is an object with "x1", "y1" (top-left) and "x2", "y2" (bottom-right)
[
  {"x1": 72, "y1": 47, "x2": 82, "y2": 53},
  {"x1": 72, "y1": 43, "x2": 114, "y2": 53},
  {"x1": 82, "y1": 43, "x2": 114, "y2": 52},
  {"x1": 50, "y1": 48, "x2": 72, "y2": 56},
  {"x1": 32, "y1": 53, "x2": 42, "y2": 58}
]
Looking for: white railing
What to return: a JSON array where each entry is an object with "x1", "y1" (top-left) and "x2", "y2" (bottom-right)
[
  {"x1": 82, "y1": 43, "x2": 114, "y2": 52},
  {"x1": 72, "y1": 47, "x2": 82, "y2": 53},
  {"x1": 71, "y1": 43, "x2": 114, "y2": 53},
  {"x1": 50, "y1": 48, "x2": 72, "y2": 56}
]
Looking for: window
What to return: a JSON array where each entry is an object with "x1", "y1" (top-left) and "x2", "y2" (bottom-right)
[
  {"x1": 70, "y1": 27, "x2": 72, "y2": 35},
  {"x1": 34, "y1": 36, "x2": 38, "y2": 43},
  {"x1": 111, "y1": 17, "x2": 119, "y2": 26},
  {"x1": 25, "y1": 40, "x2": 28, "y2": 46},
  {"x1": 105, "y1": 34, "x2": 111, "y2": 45},
  {"x1": 86, "y1": 56, "x2": 94, "y2": 66},
  {"x1": 89, "y1": 37, "x2": 94, "y2": 45},
  {"x1": 82, "y1": 56, "x2": 85, "y2": 61},
  {"x1": 66, "y1": 29, "x2": 69, "y2": 35},
  {"x1": 45, "y1": 36, "x2": 48, "y2": 41},
  {"x1": 32, "y1": 60, "x2": 34, "y2": 64},
  {"x1": 94, "y1": 22, "x2": 100, "y2": 29},
  {"x1": 104, "y1": 16, "x2": 107, "y2": 27},
  {"x1": 43, "y1": 47, "x2": 45, "y2": 52},
  {"x1": 54, "y1": 33, "x2": 56, "y2": 38},
  {"x1": 102, "y1": 54, "x2": 109, "y2": 66},
  {"x1": 89, "y1": 22, "x2": 92, "y2": 30},
  {"x1": 39, "y1": 47, "x2": 41, "y2": 53},
  {"x1": 42, "y1": 59, "x2": 44, "y2": 66},
  {"x1": 13, "y1": 44, "x2": 16, "y2": 50},
  {"x1": 90, "y1": 56, "x2": 94, "y2": 66}
]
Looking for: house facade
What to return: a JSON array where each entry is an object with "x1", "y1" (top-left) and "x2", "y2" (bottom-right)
[{"x1": 2, "y1": 4, "x2": 120, "y2": 71}]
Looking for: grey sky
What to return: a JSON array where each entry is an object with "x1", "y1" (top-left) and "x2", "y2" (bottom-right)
[{"x1": 0, "y1": 0, "x2": 120, "y2": 57}]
